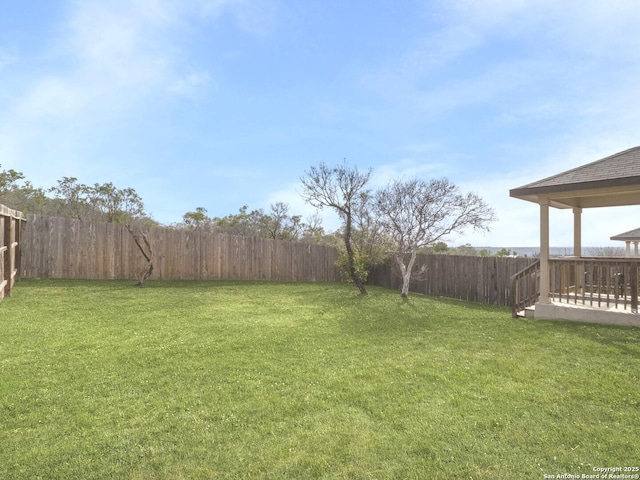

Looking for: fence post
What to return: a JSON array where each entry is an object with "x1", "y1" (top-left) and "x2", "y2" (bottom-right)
[
  {"x1": 511, "y1": 273, "x2": 519, "y2": 318},
  {"x1": 1, "y1": 213, "x2": 5, "y2": 299},
  {"x1": 630, "y1": 262, "x2": 638, "y2": 313},
  {"x1": 5, "y1": 211, "x2": 14, "y2": 297}
]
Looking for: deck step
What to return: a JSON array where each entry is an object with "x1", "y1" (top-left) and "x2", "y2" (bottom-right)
[{"x1": 516, "y1": 306, "x2": 536, "y2": 318}]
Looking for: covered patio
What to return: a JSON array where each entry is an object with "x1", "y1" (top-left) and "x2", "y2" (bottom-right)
[
  {"x1": 509, "y1": 146, "x2": 640, "y2": 327},
  {"x1": 611, "y1": 227, "x2": 640, "y2": 256}
]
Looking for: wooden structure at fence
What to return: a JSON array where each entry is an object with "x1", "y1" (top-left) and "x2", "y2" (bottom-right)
[
  {"x1": 368, "y1": 254, "x2": 537, "y2": 307},
  {"x1": 512, "y1": 257, "x2": 640, "y2": 315},
  {"x1": 0, "y1": 204, "x2": 25, "y2": 301},
  {"x1": 510, "y1": 260, "x2": 540, "y2": 317},
  {"x1": 21, "y1": 214, "x2": 341, "y2": 282}
]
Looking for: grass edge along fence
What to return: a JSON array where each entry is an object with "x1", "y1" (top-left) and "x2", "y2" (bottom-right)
[
  {"x1": 368, "y1": 254, "x2": 537, "y2": 307},
  {"x1": 21, "y1": 214, "x2": 341, "y2": 283},
  {"x1": 0, "y1": 203, "x2": 25, "y2": 301}
]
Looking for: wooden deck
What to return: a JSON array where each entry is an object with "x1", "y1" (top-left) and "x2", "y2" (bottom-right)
[{"x1": 512, "y1": 257, "x2": 640, "y2": 325}]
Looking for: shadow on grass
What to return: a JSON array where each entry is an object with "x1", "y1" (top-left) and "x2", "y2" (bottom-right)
[{"x1": 322, "y1": 286, "x2": 512, "y2": 341}]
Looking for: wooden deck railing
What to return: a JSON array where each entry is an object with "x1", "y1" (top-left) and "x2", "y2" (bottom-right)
[
  {"x1": 549, "y1": 257, "x2": 639, "y2": 313},
  {"x1": 0, "y1": 204, "x2": 25, "y2": 301},
  {"x1": 511, "y1": 260, "x2": 540, "y2": 317},
  {"x1": 511, "y1": 257, "x2": 640, "y2": 317}
]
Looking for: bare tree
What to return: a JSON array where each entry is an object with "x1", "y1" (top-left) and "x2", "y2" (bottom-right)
[
  {"x1": 586, "y1": 246, "x2": 626, "y2": 257},
  {"x1": 300, "y1": 162, "x2": 372, "y2": 294},
  {"x1": 301, "y1": 211, "x2": 325, "y2": 242},
  {"x1": 260, "y1": 202, "x2": 305, "y2": 240},
  {"x1": 351, "y1": 191, "x2": 390, "y2": 270},
  {"x1": 374, "y1": 178, "x2": 496, "y2": 297}
]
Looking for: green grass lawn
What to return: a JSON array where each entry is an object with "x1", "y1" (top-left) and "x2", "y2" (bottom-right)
[{"x1": 1, "y1": 280, "x2": 639, "y2": 479}]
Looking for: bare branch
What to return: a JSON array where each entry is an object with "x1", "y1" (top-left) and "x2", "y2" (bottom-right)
[{"x1": 374, "y1": 177, "x2": 495, "y2": 297}]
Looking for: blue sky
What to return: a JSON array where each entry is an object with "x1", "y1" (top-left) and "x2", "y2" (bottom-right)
[{"x1": 2, "y1": 0, "x2": 640, "y2": 248}]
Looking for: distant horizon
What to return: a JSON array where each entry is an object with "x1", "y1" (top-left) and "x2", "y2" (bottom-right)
[{"x1": 472, "y1": 246, "x2": 625, "y2": 255}]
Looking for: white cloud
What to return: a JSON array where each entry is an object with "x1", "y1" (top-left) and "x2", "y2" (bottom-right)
[
  {"x1": 371, "y1": 24, "x2": 482, "y2": 85},
  {"x1": 364, "y1": 0, "x2": 640, "y2": 114},
  {"x1": 440, "y1": 0, "x2": 640, "y2": 39},
  {"x1": 0, "y1": 4, "x2": 169, "y2": 178},
  {"x1": 16, "y1": 76, "x2": 89, "y2": 120},
  {"x1": 371, "y1": 158, "x2": 453, "y2": 187},
  {"x1": 231, "y1": 0, "x2": 278, "y2": 36},
  {"x1": 5, "y1": 2, "x2": 174, "y2": 120},
  {"x1": 65, "y1": 1, "x2": 176, "y2": 89},
  {"x1": 353, "y1": 0, "x2": 640, "y2": 249},
  {"x1": 168, "y1": 70, "x2": 214, "y2": 97},
  {"x1": 0, "y1": 0, "x2": 276, "y2": 180},
  {"x1": 195, "y1": 0, "x2": 278, "y2": 35}
]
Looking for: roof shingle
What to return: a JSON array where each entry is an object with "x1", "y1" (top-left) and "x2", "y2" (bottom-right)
[
  {"x1": 516, "y1": 146, "x2": 640, "y2": 190},
  {"x1": 611, "y1": 227, "x2": 640, "y2": 241}
]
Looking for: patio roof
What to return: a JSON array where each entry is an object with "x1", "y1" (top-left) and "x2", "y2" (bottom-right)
[
  {"x1": 611, "y1": 227, "x2": 640, "y2": 242},
  {"x1": 509, "y1": 146, "x2": 640, "y2": 310},
  {"x1": 509, "y1": 146, "x2": 640, "y2": 209}
]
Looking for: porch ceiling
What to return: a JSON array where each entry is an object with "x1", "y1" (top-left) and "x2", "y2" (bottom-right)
[{"x1": 510, "y1": 146, "x2": 640, "y2": 209}]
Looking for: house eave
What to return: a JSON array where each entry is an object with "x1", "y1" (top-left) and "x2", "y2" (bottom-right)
[{"x1": 510, "y1": 177, "x2": 640, "y2": 209}]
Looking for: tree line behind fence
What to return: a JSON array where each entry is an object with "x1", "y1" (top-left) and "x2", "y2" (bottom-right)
[{"x1": 20, "y1": 214, "x2": 536, "y2": 307}]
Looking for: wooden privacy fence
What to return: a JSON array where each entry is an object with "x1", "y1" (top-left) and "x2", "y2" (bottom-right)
[
  {"x1": 21, "y1": 214, "x2": 341, "y2": 282},
  {"x1": 368, "y1": 254, "x2": 537, "y2": 307},
  {"x1": 20, "y1": 214, "x2": 539, "y2": 307},
  {"x1": 0, "y1": 204, "x2": 25, "y2": 301}
]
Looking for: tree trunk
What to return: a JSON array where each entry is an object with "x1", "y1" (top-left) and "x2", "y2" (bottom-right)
[
  {"x1": 397, "y1": 250, "x2": 418, "y2": 298},
  {"x1": 126, "y1": 224, "x2": 154, "y2": 286},
  {"x1": 344, "y1": 215, "x2": 367, "y2": 295}
]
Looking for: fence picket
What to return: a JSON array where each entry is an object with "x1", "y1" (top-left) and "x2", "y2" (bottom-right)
[
  {"x1": 21, "y1": 214, "x2": 341, "y2": 283},
  {"x1": 367, "y1": 254, "x2": 537, "y2": 307}
]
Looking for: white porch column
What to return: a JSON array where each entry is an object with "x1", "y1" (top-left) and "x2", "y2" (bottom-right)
[
  {"x1": 573, "y1": 207, "x2": 582, "y2": 257},
  {"x1": 635, "y1": 242, "x2": 639, "y2": 257},
  {"x1": 626, "y1": 241, "x2": 631, "y2": 257},
  {"x1": 539, "y1": 199, "x2": 550, "y2": 304}
]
